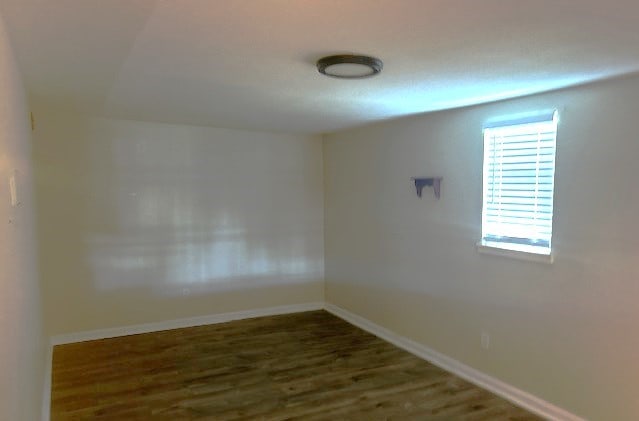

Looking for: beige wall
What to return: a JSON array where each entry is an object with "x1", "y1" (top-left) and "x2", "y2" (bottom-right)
[
  {"x1": 324, "y1": 74, "x2": 639, "y2": 420},
  {"x1": 0, "y1": 13, "x2": 45, "y2": 421},
  {"x1": 33, "y1": 112, "x2": 324, "y2": 335}
]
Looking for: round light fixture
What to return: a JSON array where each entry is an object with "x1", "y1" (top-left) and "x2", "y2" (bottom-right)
[{"x1": 316, "y1": 54, "x2": 383, "y2": 79}]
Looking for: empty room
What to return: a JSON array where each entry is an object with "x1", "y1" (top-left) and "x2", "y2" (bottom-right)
[{"x1": 1, "y1": 1, "x2": 638, "y2": 420}]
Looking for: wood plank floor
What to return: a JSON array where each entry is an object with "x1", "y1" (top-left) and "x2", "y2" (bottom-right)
[{"x1": 51, "y1": 310, "x2": 540, "y2": 420}]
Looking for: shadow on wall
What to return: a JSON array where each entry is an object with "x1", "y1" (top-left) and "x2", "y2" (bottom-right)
[{"x1": 32, "y1": 113, "x2": 323, "y2": 334}]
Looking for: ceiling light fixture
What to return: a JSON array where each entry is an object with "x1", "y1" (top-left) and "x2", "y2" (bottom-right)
[{"x1": 316, "y1": 54, "x2": 383, "y2": 79}]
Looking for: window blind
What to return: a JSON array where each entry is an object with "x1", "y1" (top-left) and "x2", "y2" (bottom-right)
[{"x1": 481, "y1": 111, "x2": 558, "y2": 252}]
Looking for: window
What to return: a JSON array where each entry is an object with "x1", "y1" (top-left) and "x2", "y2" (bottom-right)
[{"x1": 480, "y1": 111, "x2": 558, "y2": 257}]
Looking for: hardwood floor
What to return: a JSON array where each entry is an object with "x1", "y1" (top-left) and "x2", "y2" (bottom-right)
[{"x1": 51, "y1": 310, "x2": 539, "y2": 420}]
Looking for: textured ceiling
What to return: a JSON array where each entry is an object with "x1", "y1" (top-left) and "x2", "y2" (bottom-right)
[{"x1": 2, "y1": 0, "x2": 639, "y2": 134}]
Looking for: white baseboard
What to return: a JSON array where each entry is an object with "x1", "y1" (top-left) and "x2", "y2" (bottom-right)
[
  {"x1": 50, "y1": 302, "x2": 323, "y2": 345},
  {"x1": 324, "y1": 303, "x2": 583, "y2": 421},
  {"x1": 41, "y1": 344, "x2": 52, "y2": 421}
]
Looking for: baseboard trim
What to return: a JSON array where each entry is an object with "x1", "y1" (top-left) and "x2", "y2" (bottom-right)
[
  {"x1": 50, "y1": 302, "x2": 324, "y2": 346},
  {"x1": 324, "y1": 303, "x2": 583, "y2": 421},
  {"x1": 41, "y1": 344, "x2": 52, "y2": 421}
]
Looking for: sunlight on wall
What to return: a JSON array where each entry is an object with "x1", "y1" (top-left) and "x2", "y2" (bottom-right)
[{"x1": 81, "y1": 118, "x2": 323, "y2": 296}]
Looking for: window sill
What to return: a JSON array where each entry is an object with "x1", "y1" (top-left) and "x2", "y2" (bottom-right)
[{"x1": 476, "y1": 240, "x2": 554, "y2": 264}]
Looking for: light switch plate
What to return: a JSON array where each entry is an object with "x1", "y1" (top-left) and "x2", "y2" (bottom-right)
[{"x1": 9, "y1": 171, "x2": 18, "y2": 206}]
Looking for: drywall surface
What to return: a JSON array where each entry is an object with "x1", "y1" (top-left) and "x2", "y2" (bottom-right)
[
  {"x1": 33, "y1": 112, "x2": 324, "y2": 335},
  {"x1": 324, "y1": 74, "x2": 639, "y2": 420},
  {"x1": 0, "y1": 12, "x2": 45, "y2": 421}
]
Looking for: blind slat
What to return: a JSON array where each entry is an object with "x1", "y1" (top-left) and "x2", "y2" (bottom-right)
[{"x1": 482, "y1": 113, "x2": 558, "y2": 251}]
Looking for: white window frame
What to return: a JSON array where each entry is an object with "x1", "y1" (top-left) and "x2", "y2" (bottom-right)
[{"x1": 477, "y1": 111, "x2": 558, "y2": 263}]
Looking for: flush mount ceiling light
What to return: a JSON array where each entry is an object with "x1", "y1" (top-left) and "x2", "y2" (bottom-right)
[{"x1": 316, "y1": 54, "x2": 383, "y2": 79}]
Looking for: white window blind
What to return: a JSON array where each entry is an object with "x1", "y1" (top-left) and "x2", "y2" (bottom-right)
[{"x1": 481, "y1": 111, "x2": 558, "y2": 254}]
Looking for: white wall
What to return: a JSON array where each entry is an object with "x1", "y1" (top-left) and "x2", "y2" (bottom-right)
[
  {"x1": 324, "y1": 74, "x2": 639, "y2": 420},
  {"x1": 33, "y1": 112, "x2": 324, "y2": 335},
  {"x1": 0, "y1": 12, "x2": 45, "y2": 421}
]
